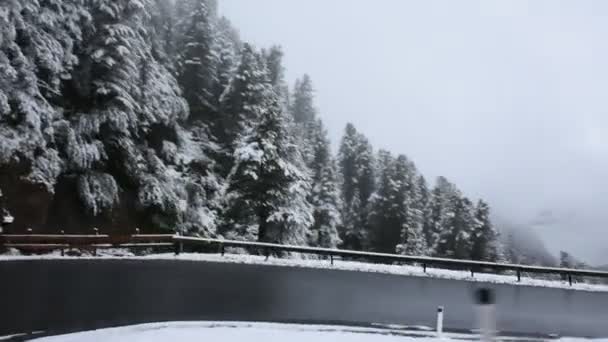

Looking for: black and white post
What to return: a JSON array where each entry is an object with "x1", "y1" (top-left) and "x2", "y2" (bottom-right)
[
  {"x1": 436, "y1": 305, "x2": 444, "y2": 336},
  {"x1": 475, "y1": 288, "x2": 496, "y2": 342}
]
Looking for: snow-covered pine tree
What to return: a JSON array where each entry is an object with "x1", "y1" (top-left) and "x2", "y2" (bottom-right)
[
  {"x1": 355, "y1": 134, "x2": 376, "y2": 209},
  {"x1": 263, "y1": 46, "x2": 289, "y2": 100},
  {"x1": 213, "y1": 16, "x2": 239, "y2": 101},
  {"x1": 286, "y1": 75, "x2": 340, "y2": 248},
  {"x1": 308, "y1": 120, "x2": 341, "y2": 248},
  {"x1": 435, "y1": 194, "x2": 475, "y2": 259},
  {"x1": 414, "y1": 175, "x2": 431, "y2": 255},
  {"x1": 395, "y1": 156, "x2": 426, "y2": 256},
  {"x1": 56, "y1": 0, "x2": 221, "y2": 236},
  {"x1": 426, "y1": 176, "x2": 458, "y2": 256},
  {"x1": 147, "y1": 0, "x2": 176, "y2": 68},
  {"x1": 219, "y1": 43, "x2": 272, "y2": 148},
  {"x1": 288, "y1": 74, "x2": 319, "y2": 171},
  {"x1": 368, "y1": 150, "x2": 424, "y2": 254},
  {"x1": 0, "y1": 0, "x2": 87, "y2": 188},
  {"x1": 67, "y1": 0, "x2": 150, "y2": 218},
  {"x1": 338, "y1": 123, "x2": 376, "y2": 250},
  {"x1": 338, "y1": 123, "x2": 359, "y2": 208},
  {"x1": 264, "y1": 46, "x2": 283, "y2": 87},
  {"x1": 367, "y1": 150, "x2": 398, "y2": 253},
  {"x1": 341, "y1": 188, "x2": 367, "y2": 250},
  {"x1": 173, "y1": 0, "x2": 218, "y2": 122},
  {"x1": 288, "y1": 75, "x2": 317, "y2": 166},
  {"x1": 471, "y1": 200, "x2": 503, "y2": 262},
  {"x1": 396, "y1": 220, "x2": 425, "y2": 256},
  {"x1": 220, "y1": 57, "x2": 313, "y2": 245},
  {"x1": 0, "y1": 0, "x2": 91, "y2": 231},
  {"x1": 291, "y1": 74, "x2": 316, "y2": 124}
]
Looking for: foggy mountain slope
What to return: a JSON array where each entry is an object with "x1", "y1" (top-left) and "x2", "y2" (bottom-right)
[{"x1": 494, "y1": 216, "x2": 558, "y2": 267}]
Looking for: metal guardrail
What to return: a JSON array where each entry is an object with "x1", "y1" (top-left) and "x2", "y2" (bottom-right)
[
  {"x1": 2, "y1": 233, "x2": 608, "y2": 286},
  {"x1": 172, "y1": 236, "x2": 608, "y2": 285},
  {"x1": 0, "y1": 233, "x2": 174, "y2": 256}
]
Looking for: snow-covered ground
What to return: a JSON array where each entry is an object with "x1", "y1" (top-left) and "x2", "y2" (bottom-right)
[
  {"x1": 11, "y1": 321, "x2": 601, "y2": 342},
  {"x1": 2, "y1": 250, "x2": 607, "y2": 292}
]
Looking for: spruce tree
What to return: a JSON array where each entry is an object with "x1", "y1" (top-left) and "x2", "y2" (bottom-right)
[
  {"x1": 289, "y1": 75, "x2": 317, "y2": 165},
  {"x1": 219, "y1": 44, "x2": 271, "y2": 147},
  {"x1": 435, "y1": 194, "x2": 475, "y2": 259},
  {"x1": 173, "y1": 0, "x2": 218, "y2": 122},
  {"x1": 356, "y1": 134, "x2": 376, "y2": 208},
  {"x1": 148, "y1": 0, "x2": 177, "y2": 68},
  {"x1": 471, "y1": 200, "x2": 502, "y2": 262},
  {"x1": 414, "y1": 175, "x2": 431, "y2": 254},
  {"x1": 291, "y1": 74, "x2": 316, "y2": 124},
  {"x1": 338, "y1": 123, "x2": 359, "y2": 207},
  {"x1": 368, "y1": 150, "x2": 400, "y2": 253},
  {"x1": 342, "y1": 188, "x2": 367, "y2": 250},
  {"x1": 288, "y1": 75, "x2": 339, "y2": 248},
  {"x1": 0, "y1": 0, "x2": 86, "y2": 191},
  {"x1": 263, "y1": 46, "x2": 288, "y2": 97},
  {"x1": 221, "y1": 62, "x2": 313, "y2": 245},
  {"x1": 308, "y1": 120, "x2": 342, "y2": 248},
  {"x1": 213, "y1": 17, "x2": 239, "y2": 101},
  {"x1": 396, "y1": 157, "x2": 426, "y2": 256},
  {"x1": 338, "y1": 123, "x2": 376, "y2": 250},
  {"x1": 426, "y1": 177, "x2": 459, "y2": 256},
  {"x1": 69, "y1": 0, "x2": 219, "y2": 234}
]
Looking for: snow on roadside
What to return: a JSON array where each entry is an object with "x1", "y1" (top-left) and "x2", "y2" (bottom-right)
[
  {"x1": 2, "y1": 251, "x2": 608, "y2": 292},
  {"x1": 157, "y1": 253, "x2": 608, "y2": 292},
  {"x1": 25, "y1": 321, "x2": 604, "y2": 342}
]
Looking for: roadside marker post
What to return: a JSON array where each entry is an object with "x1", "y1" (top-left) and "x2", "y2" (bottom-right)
[
  {"x1": 436, "y1": 306, "x2": 444, "y2": 336},
  {"x1": 475, "y1": 288, "x2": 496, "y2": 342}
]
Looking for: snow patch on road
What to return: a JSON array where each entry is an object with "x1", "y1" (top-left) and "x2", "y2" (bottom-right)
[{"x1": 27, "y1": 321, "x2": 604, "y2": 342}]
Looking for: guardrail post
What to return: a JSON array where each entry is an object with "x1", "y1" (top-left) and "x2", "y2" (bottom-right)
[
  {"x1": 60, "y1": 230, "x2": 65, "y2": 256},
  {"x1": 264, "y1": 247, "x2": 270, "y2": 261},
  {"x1": 92, "y1": 228, "x2": 99, "y2": 256},
  {"x1": 174, "y1": 240, "x2": 183, "y2": 255},
  {"x1": 517, "y1": 268, "x2": 521, "y2": 282},
  {"x1": 330, "y1": 255, "x2": 334, "y2": 265}
]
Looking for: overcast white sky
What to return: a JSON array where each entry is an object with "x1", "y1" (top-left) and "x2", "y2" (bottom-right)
[{"x1": 219, "y1": 0, "x2": 608, "y2": 264}]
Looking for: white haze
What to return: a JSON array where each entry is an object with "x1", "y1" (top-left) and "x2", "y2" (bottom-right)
[{"x1": 219, "y1": 0, "x2": 608, "y2": 264}]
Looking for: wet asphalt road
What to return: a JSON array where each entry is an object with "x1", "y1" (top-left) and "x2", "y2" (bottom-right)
[{"x1": 1, "y1": 259, "x2": 608, "y2": 338}]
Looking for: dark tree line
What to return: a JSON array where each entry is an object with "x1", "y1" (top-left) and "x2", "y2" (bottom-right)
[{"x1": 0, "y1": 0, "x2": 503, "y2": 261}]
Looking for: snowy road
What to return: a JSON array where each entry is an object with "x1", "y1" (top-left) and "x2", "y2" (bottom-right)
[
  {"x1": 1, "y1": 258, "x2": 608, "y2": 338},
  {"x1": 18, "y1": 322, "x2": 601, "y2": 342}
]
